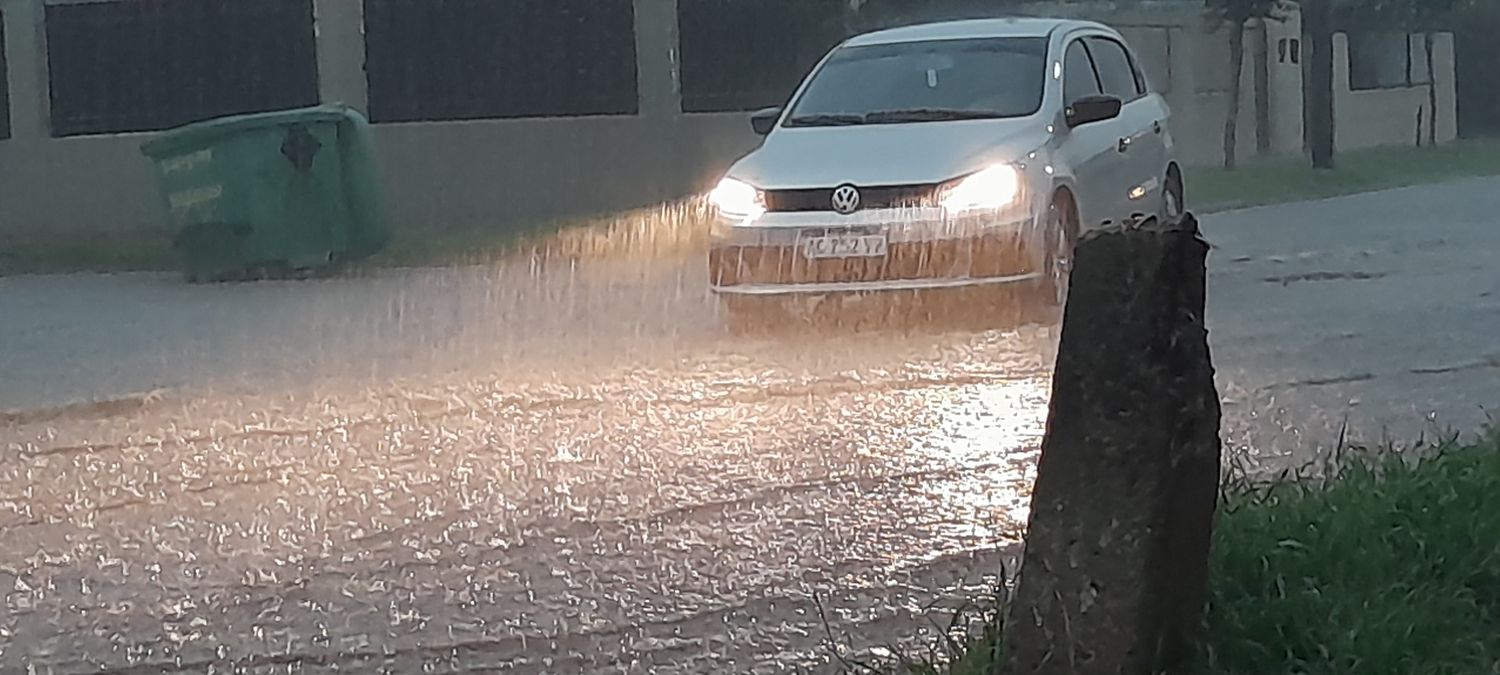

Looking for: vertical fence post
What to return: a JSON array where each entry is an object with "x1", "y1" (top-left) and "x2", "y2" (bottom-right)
[
  {"x1": 313, "y1": 0, "x2": 368, "y2": 112},
  {"x1": 4, "y1": 0, "x2": 47, "y2": 141}
]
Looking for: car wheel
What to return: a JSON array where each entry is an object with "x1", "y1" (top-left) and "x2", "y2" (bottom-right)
[
  {"x1": 1163, "y1": 165, "x2": 1185, "y2": 224},
  {"x1": 1042, "y1": 191, "x2": 1080, "y2": 308}
]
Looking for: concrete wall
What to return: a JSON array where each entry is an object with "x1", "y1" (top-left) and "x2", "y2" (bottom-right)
[
  {"x1": 0, "y1": 0, "x2": 752, "y2": 240},
  {"x1": 1332, "y1": 32, "x2": 1459, "y2": 151},
  {"x1": 354, "y1": 0, "x2": 758, "y2": 234},
  {"x1": 0, "y1": 0, "x2": 1465, "y2": 243}
]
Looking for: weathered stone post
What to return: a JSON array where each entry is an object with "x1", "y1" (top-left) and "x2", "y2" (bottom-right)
[{"x1": 999, "y1": 214, "x2": 1222, "y2": 674}]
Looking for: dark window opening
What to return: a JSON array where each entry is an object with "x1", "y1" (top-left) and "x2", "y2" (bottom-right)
[
  {"x1": 45, "y1": 0, "x2": 320, "y2": 137},
  {"x1": 678, "y1": 0, "x2": 849, "y2": 113},
  {"x1": 1348, "y1": 31, "x2": 1413, "y2": 91},
  {"x1": 364, "y1": 0, "x2": 639, "y2": 123},
  {"x1": 1279, "y1": 37, "x2": 1302, "y2": 64}
]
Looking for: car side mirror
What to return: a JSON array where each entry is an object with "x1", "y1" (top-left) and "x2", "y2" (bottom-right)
[
  {"x1": 750, "y1": 107, "x2": 782, "y2": 136},
  {"x1": 1065, "y1": 95, "x2": 1123, "y2": 128}
]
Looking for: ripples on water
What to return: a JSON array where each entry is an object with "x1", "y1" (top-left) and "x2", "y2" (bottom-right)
[{"x1": 0, "y1": 203, "x2": 1074, "y2": 673}]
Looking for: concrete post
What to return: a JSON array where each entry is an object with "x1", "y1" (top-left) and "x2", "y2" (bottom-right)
[
  {"x1": 312, "y1": 0, "x2": 368, "y2": 112},
  {"x1": 1000, "y1": 215, "x2": 1222, "y2": 675},
  {"x1": 633, "y1": 0, "x2": 682, "y2": 118},
  {"x1": 2, "y1": 0, "x2": 49, "y2": 143},
  {"x1": 1331, "y1": 32, "x2": 1349, "y2": 152},
  {"x1": 630, "y1": 0, "x2": 692, "y2": 199},
  {"x1": 1432, "y1": 33, "x2": 1458, "y2": 143},
  {"x1": 1264, "y1": 8, "x2": 1305, "y2": 156}
]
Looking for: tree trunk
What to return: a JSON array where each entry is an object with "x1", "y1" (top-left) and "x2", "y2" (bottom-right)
[
  {"x1": 1000, "y1": 214, "x2": 1222, "y2": 675},
  {"x1": 1254, "y1": 18, "x2": 1273, "y2": 155},
  {"x1": 1304, "y1": 0, "x2": 1337, "y2": 169},
  {"x1": 1223, "y1": 22, "x2": 1246, "y2": 170},
  {"x1": 1426, "y1": 31, "x2": 1439, "y2": 146}
]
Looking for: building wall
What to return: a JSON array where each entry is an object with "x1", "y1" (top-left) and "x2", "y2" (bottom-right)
[{"x1": 0, "y1": 0, "x2": 1465, "y2": 244}]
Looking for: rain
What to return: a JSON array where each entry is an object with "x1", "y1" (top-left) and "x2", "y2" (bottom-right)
[{"x1": 3, "y1": 0, "x2": 1499, "y2": 673}]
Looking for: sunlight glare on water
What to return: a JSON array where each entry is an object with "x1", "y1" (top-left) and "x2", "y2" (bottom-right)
[{"x1": 0, "y1": 201, "x2": 1064, "y2": 674}]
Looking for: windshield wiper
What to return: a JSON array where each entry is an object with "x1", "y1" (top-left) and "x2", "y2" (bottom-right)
[
  {"x1": 782, "y1": 113, "x2": 866, "y2": 127},
  {"x1": 862, "y1": 108, "x2": 1004, "y2": 124}
]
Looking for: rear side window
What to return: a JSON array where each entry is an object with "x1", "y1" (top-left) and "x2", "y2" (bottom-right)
[
  {"x1": 1062, "y1": 40, "x2": 1100, "y2": 106},
  {"x1": 1085, "y1": 37, "x2": 1144, "y2": 100}
]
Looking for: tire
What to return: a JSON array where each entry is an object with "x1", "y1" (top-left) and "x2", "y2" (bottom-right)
[
  {"x1": 1163, "y1": 165, "x2": 1186, "y2": 225},
  {"x1": 1040, "y1": 191, "x2": 1080, "y2": 308}
]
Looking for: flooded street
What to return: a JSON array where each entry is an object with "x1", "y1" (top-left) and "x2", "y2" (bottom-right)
[
  {"x1": 1, "y1": 272, "x2": 1055, "y2": 673},
  {"x1": 3, "y1": 178, "x2": 1499, "y2": 673}
]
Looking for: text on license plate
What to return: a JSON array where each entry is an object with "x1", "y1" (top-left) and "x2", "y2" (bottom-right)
[{"x1": 800, "y1": 234, "x2": 888, "y2": 259}]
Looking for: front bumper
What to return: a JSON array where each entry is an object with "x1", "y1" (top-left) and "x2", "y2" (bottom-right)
[{"x1": 708, "y1": 206, "x2": 1043, "y2": 296}]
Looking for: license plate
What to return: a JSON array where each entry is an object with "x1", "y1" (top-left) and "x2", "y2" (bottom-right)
[{"x1": 800, "y1": 234, "x2": 888, "y2": 259}]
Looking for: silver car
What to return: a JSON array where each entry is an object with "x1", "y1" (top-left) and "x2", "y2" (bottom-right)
[{"x1": 706, "y1": 18, "x2": 1183, "y2": 321}]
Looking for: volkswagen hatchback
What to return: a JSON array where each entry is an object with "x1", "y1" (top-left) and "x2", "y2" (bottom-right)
[{"x1": 707, "y1": 18, "x2": 1183, "y2": 322}]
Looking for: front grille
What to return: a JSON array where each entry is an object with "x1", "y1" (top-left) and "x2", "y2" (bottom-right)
[
  {"x1": 708, "y1": 234, "x2": 1035, "y2": 288},
  {"x1": 763, "y1": 183, "x2": 940, "y2": 213}
]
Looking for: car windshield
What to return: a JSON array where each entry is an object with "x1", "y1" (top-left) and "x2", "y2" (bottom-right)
[{"x1": 784, "y1": 37, "x2": 1049, "y2": 127}]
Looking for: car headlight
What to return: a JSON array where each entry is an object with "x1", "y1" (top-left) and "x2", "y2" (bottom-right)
[
  {"x1": 937, "y1": 164, "x2": 1021, "y2": 213},
  {"x1": 709, "y1": 177, "x2": 765, "y2": 219}
]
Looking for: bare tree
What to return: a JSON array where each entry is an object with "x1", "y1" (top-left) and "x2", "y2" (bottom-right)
[{"x1": 1304, "y1": 0, "x2": 1337, "y2": 168}]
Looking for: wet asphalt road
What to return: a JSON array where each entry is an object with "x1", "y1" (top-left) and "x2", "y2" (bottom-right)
[{"x1": 1, "y1": 177, "x2": 1497, "y2": 673}]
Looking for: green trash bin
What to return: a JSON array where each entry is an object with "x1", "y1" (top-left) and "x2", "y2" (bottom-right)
[{"x1": 141, "y1": 104, "x2": 389, "y2": 282}]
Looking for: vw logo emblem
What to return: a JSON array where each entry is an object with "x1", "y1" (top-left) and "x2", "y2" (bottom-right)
[{"x1": 830, "y1": 184, "x2": 861, "y2": 215}]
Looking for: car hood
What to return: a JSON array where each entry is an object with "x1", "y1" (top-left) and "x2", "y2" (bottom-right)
[{"x1": 728, "y1": 118, "x2": 1049, "y2": 189}]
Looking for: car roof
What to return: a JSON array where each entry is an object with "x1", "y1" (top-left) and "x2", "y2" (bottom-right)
[{"x1": 844, "y1": 17, "x2": 1106, "y2": 47}]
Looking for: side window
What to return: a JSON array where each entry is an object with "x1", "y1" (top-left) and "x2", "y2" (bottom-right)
[
  {"x1": 1085, "y1": 37, "x2": 1144, "y2": 100},
  {"x1": 1130, "y1": 54, "x2": 1149, "y2": 94},
  {"x1": 1062, "y1": 40, "x2": 1101, "y2": 106}
]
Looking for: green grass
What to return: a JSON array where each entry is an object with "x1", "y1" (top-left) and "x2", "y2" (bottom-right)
[
  {"x1": 1190, "y1": 139, "x2": 1500, "y2": 212},
  {"x1": 1202, "y1": 435, "x2": 1500, "y2": 675},
  {"x1": 868, "y1": 434, "x2": 1500, "y2": 674},
  {"x1": 6, "y1": 139, "x2": 1499, "y2": 276}
]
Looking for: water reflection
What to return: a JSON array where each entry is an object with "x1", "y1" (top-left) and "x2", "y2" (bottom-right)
[{"x1": 0, "y1": 209, "x2": 1059, "y2": 674}]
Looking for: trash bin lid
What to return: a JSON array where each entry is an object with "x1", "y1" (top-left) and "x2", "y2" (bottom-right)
[{"x1": 141, "y1": 104, "x2": 364, "y2": 159}]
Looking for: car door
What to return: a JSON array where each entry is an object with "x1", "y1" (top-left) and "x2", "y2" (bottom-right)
[
  {"x1": 1054, "y1": 37, "x2": 1125, "y2": 232},
  {"x1": 1084, "y1": 35, "x2": 1165, "y2": 223}
]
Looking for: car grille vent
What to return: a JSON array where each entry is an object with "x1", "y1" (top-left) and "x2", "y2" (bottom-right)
[{"x1": 763, "y1": 183, "x2": 940, "y2": 213}]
